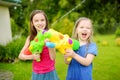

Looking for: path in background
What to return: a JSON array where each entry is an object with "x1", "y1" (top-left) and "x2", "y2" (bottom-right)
[{"x1": 0, "y1": 70, "x2": 13, "y2": 80}]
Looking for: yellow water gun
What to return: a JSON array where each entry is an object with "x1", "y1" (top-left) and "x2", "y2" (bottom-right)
[{"x1": 46, "y1": 29, "x2": 80, "y2": 61}]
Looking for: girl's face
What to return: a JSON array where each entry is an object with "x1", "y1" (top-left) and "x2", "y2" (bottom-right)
[
  {"x1": 76, "y1": 20, "x2": 92, "y2": 42},
  {"x1": 32, "y1": 13, "x2": 46, "y2": 32}
]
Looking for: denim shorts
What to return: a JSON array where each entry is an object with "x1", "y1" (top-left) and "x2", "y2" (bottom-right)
[{"x1": 32, "y1": 70, "x2": 59, "y2": 80}]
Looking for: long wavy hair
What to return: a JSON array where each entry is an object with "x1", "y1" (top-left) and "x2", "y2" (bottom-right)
[{"x1": 29, "y1": 10, "x2": 49, "y2": 41}]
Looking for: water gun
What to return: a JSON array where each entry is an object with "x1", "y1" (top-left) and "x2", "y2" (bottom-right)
[
  {"x1": 24, "y1": 30, "x2": 51, "y2": 61},
  {"x1": 45, "y1": 29, "x2": 80, "y2": 61},
  {"x1": 24, "y1": 29, "x2": 80, "y2": 62}
]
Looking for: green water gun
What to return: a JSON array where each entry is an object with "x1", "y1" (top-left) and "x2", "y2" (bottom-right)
[{"x1": 24, "y1": 30, "x2": 51, "y2": 61}]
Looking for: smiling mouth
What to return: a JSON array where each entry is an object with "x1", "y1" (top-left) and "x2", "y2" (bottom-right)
[
  {"x1": 81, "y1": 33, "x2": 87, "y2": 38},
  {"x1": 37, "y1": 25, "x2": 43, "y2": 29}
]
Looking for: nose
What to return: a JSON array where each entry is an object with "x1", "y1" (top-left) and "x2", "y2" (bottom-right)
[
  {"x1": 83, "y1": 27, "x2": 87, "y2": 30},
  {"x1": 38, "y1": 20, "x2": 41, "y2": 24},
  {"x1": 37, "y1": 21, "x2": 43, "y2": 26}
]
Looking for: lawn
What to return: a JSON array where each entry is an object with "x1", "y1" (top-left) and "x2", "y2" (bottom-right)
[
  {"x1": 93, "y1": 34, "x2": 120, "y2": 80},
  {"x1": 0, "y1": 34, "x2": 120, "y2": 80}
]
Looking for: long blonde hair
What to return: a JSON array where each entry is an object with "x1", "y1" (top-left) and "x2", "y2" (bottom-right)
[{"x1": 72, "y1": 17, "x2": 93, "y2": 43}]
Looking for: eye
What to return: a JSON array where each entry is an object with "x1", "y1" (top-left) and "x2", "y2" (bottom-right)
[
  {"x1": 41, "y1": 19, "x2": 45, "y2": 21},
  {"x1": 34, "y1": 19, "x2": 39, "y2": 22},
  {"x1": 86, "y1": 27, "x2": 91, "y2": 29},
  {"x1": 79, "y1": 26, "x2": 84, "y2": 28}
]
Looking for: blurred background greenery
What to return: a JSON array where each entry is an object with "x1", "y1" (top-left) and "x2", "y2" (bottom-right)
[
  {"x1": 7, "y1": 0, "x2": 120, "y2": 36},
  {"x1": 0, "y1": 0, "x2": 120, "y2": 80}
]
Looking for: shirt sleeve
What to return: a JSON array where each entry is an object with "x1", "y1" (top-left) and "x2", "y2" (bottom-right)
[{"x1": 87, "y1": 42, "x2": 98, "y2": 56}]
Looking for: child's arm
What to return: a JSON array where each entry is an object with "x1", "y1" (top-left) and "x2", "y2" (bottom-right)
[
  {"x1": 65, "y1": 49, "x2": 95, "y2": 66},
  {"x1": 73, "y1": 53, "x2": 95, "y2": 66},
  {"x1": 18, "y1": 36, "x2": 40, "y2": 60},
  {"x1": 48, "y1": 48, "x2": 56, "y2": 60},
  {"x1": 45, "y1": 39, "x2": 56, "y2": 60}
]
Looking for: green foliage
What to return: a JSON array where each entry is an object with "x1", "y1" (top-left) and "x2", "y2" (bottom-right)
[
  {"x1": 90, "y1": 2, "x2": 118, "y2": 34},
  {"x1": 52, "y1": 18, "x2": 74, "y2": 36},
  {"x1": 59, "y1": 0, "x2": 69, "y2": 9},
  {"x1": 9, "y1": 0, "x2": 120, "y2": 36},
  {"x1": 115, "y1": 27, "x2": 120, "y2": 37},
  {"x1": 0, "y1": 37, "x2": 26, "y2": 62},
  {"x1": 11, "y1": 18, "x2": 21, "y2": 37},
  {"x1": 115, "y1": 37, "x2": 120, "y2": 46},
  {"x1": 69, "y1": 12, "x2": 80, "y2": 21},
  {"x1": 0, "y1": 45, "x2": 6, "y2": 61},
  {"x1": 21, "y1": 19, "x2": 29, "y2": 37},
  {"x1": 9, "y1": 5, "x2": 24, "y2": 27}
]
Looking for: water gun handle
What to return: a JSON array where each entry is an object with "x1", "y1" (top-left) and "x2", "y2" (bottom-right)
[
  {"x1": 36, "y1": 56, "x2": 40, "y2": 62},
  {"x1": 24, "y1": 49, "x2": 40, "y2": 61},
  {"x1": 46, "y1": 42, "x2": 55, "y2": 48},
  {"x1": 67, "y1": 57, "x2": 72, "y2": 61},
  {"x1": 33, "y1": 52, "x2": 40, "y2": 62}
]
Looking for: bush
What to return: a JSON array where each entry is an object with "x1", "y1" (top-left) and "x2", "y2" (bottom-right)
[
  {"x1": 52, "y1": 18, "x2": 74, "y2": 36},
  {"x1": 0, "y1": 37, "x2": 26, "y2": 62},
  {"x1": 115, "y1": 27, "x2": 120, "y2": 37},
  {"x1": 115, "y1": 37, "x2": 120, "y2": 46},
  {"x1": 22, "y1": 19, "x2": 29, "y2": 37},
  {"x1": 0, "y1": 45, "x2": 7, "y2": 61},
  {"x1": 11, "y1": 18, "x2": 21, "y2": 37}
]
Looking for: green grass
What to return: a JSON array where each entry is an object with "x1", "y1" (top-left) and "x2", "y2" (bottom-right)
[
  {"x1": 0, "y1": 34, "x2": 120, "y2": 80},
  {"x1": 0, "y1": 61, "x2": 32, "y2": 80},
  {"x1": 93, "y1": 34, "x2": 120, "y2": 80}
]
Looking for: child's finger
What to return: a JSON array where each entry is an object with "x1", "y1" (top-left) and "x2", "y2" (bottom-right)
[{"x1": 44, "y1": 39, "x2": 50, "y2": 43}]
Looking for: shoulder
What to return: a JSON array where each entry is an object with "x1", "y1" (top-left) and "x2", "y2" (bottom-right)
[
  {"x1": 26, "y1": 36, "x2": 30, "y2": 42},
  {"x1": 88, "y1": 42, "x2": 98, "y2": 56},
  {"x1": 89, "y1": 42, "x2": 96, "y2": 45},
  {"x1": 89, "y1": 42, "x2": 97, "y2": 47},
  {"x1": 24, "y1": 36, "x2": 30, "y2": 45},
  {"x1": 27, "y1": 36, "x2": 30, "y2": 40}
]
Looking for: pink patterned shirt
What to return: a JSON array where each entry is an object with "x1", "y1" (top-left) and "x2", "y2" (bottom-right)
[{"x1": 32, "y1": 46, "x2": 55, "y2": 74}]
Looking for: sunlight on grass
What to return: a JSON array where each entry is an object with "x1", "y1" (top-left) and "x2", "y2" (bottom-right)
[
  {"x1": 0, "y1": 34, "x2": 120, "y2": 80},
  {"x1": 0, "y1": 61, "x2": 32, "y2": 80},
  {"x1": 55, "y1": 52, "x2": 68, "y2": 80},
  {"x1": 93, "y1": 34, "x2": 120, "y2": 80}
]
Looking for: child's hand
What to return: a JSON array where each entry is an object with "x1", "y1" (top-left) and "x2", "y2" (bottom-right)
[
  {"x1": 65, "y1": 49, "x2": 75, "y2": 58},
  {"x1": 32, "y1": 53, "x2": 40, "y2": 60},
  {"x1": 44, "y1": 39, "x2": 50, "y2": 43}
]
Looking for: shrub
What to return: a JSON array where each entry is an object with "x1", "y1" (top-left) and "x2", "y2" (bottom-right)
[
  {"x1": 115, "y1": 37, "x2": 120, "y2": 46},
  {"x1": 0, "y1": 37, "x2": 26, "y2": 62},
  {"x1": 11, "y1": 18, "x2": 21, "y2": 37},
  {"x1": 6, "y1": 37, "x2": 26, "y2": 58},
  {"x1": 115, "y1": 27, "x2": 120, "y2": 37},
  {"x1": 0, "y1": 45, "x2": 7, "y2": 61},
  {"x1": 52, "y1": 18, "x2": 74, "y2": 36}
]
